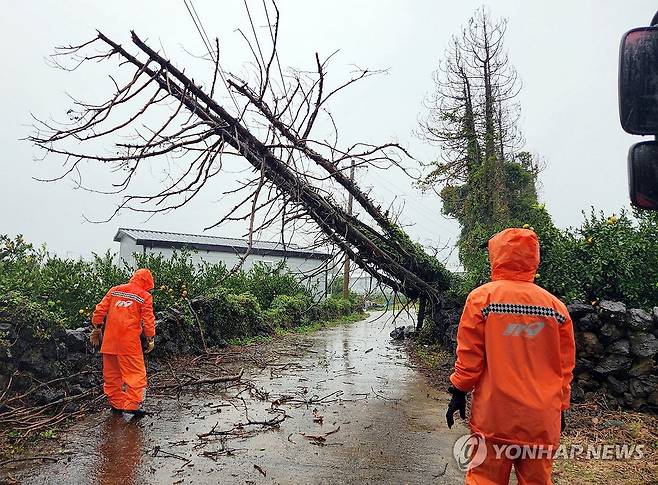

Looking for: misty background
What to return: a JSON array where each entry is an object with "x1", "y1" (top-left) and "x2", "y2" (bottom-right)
[{"x1": 1, "y1": 0, "x2": 655, "y2": 269}]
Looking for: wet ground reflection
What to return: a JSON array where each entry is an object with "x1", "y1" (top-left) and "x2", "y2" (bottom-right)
[{"x1": 13, "y1": 312, "x2": 467, "y2": 484}]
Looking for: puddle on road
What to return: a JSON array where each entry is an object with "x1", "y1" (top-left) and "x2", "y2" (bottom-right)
[{"x1": 10, "y1": 312, "x2": 466, "y2": 484}]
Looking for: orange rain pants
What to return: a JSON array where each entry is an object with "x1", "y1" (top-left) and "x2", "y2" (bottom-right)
[
  {"x1": 102, "y1": 353, "x2": 147, "y2": 411},
  {"x1": 465, "y1": 440, "x2": 553, "y2": 485}
]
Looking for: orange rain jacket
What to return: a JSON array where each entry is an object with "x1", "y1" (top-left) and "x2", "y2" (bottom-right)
[
  {"x1": 92, "y1": 269, "x2": 156, "y2": 355},
  {"x1": 450, "y1": 228, "x2": 575, "y2": 447}
]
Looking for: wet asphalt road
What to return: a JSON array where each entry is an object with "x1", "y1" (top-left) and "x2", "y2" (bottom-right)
[{"x1": 11, "y1": 312, "x2": 467, "y2": 484}]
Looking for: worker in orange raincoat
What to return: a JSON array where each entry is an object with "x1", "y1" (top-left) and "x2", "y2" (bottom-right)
[
  {"x1": 446, "y1": 228, "x2": 575, "y2": 485},
  {"x1": 90, "y1": 268, "x2": 156, "y2": 416}
]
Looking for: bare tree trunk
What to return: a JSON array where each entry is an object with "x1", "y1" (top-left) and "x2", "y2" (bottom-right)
[{"x1": 416, "y1": 298, "x2": 427, "y2": 332}]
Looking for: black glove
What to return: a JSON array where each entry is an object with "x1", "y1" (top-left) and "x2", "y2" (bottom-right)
[
  {"x1": 446, "y1": 386, "x2": 467, "y2": 429},
  {"x1": 561, "y1": 411, "x2": 566, "y2": 433}
]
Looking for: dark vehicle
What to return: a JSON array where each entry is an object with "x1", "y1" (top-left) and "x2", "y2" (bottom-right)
[{"x1": 619, "y1": 11, "x2": 658, "y2": 210}]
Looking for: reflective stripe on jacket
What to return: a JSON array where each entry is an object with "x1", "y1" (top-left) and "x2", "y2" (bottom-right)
[
  {"x1": 92, "y1": 268, "x2": 156, "y2": 355},
  {"x1": 450, "y1": 228, "x2": 576, "y2": 447}
]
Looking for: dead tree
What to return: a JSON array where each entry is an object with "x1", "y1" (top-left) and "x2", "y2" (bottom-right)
[{"x1": 29, "y1": 4, "x2": 451, "y2": 332}]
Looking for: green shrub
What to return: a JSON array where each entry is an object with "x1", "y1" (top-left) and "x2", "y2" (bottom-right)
[
  {"x1": 0, "y1": 235, "x2": 365, "y2": 346},
  {"x1": 0, "y1": 235, "x2": 45, "y2": 297},
  {"x1": 459, "y1": 209, "x2": 658, "y2": 308},
  {"x1": 0, "y1": 291, "x2": 65, "y2": 359},
  {"x1": 241, "y1": 262, "x2": 309, "y2": 309},
  {"x1": 266, "y1": 294, "x2": 312, "y2": 328},
  {"x1": 195, "y1": 288, "x2": 265, "y2": 342},
  {"x1": 318, "y1": 296, "x2": 354, "y2": 320},
  {"x1": 135, "y1": 254, "x2": 308, "y2": 312},
  {"x1": 134, "y1": 250, "x2": 209, "y2": 313},
  {"x1": 539, "y1": 209, "x2": 658, "y2": 307},
  {"x1": 0, "y1": 236, "x2": 129, "y2": 327}
]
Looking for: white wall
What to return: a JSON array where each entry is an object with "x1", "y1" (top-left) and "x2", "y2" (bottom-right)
[
  {"x1": 118, "y1": 236, "x2": 139, "y2": 267},
  {"x1": 118, "y1": 236, "x2": 328, "y2": 297},
  {"x1": 334, "y1": 269, "x2": 393, "y2": 299}
]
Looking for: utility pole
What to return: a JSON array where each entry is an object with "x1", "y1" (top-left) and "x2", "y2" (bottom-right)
[{"x1": 342, "y1": 160, "x2": 355, "y2": 299}]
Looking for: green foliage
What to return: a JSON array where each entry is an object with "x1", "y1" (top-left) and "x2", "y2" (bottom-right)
[
  {"x1": 0, "y1": 236, "x2": 129, "y2": 327},
  {"x1": 198, "y1": 288, "x2": 265, "y2": 341},
  {"x1": 264, "y1": 293, "x2": 358, "y2": 330},
  {"x1": 540, "y1": 209, "x2": 658, "y2": 307},
  {"x1": 318, "y1": 296, "x2": 354, "y2": 320},
  {"x1": 0, "y1": 291, "x2": 65, "y2": 358},
  {"x1": 329, "y1": 276, "x2": 344, "y2": 297},
  {"x1": 459, "y1": 209, "x2": 658, "y2": 308},
  {"x1": 0, "y1": 235, "x2": 365, "y2": 349},
  {"x1": 0, "y1": 237, "x2": 317, "y2": 329},
  {"x1": 273, "y1": 311, "x2": 367, "y2": 337},
  {"x1": 421, "y1": 9, "x2": 658, "y2": 310},
  {"x1": 455, "y1": 199, "x2": 556, "y2": 290},
  {"x1": 134, "y1": 250, "x2": 218, "y2": 311},
  {"x1": 234, "y1": 262, "x2": 309, "y2": 310},
  {"x1": 39, "y1": 429, "x2": 57, "y2": 440},
  {"x1": 266, "y1": 294, "x2": 312, "y2": 328},
  {"x1": 419, "y1": 8, "x2": 547, "y2": 280},
  {"x1": 328, "y1": 276, "x2": 366, "y2": 305},
  {"x1": 447, "y1": 156, "x2": 547, "y2": 277}
]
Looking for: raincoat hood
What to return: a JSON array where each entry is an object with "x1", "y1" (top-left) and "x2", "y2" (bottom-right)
[
  {"x1": 488, "y1": 228, "x2": 539, "y2": 282},
  {"x1": 130, "y1": 268, "x2": 154, "y2": 291}
]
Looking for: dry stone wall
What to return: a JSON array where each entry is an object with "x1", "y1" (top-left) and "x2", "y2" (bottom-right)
[
  {"x1": 438, "y1": 300, "x2": 658, "y2": 412},
  {"x1": 569, "y1": 300, "x2": 658, "y2": 411}
]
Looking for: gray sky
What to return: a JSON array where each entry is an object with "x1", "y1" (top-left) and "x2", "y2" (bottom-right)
[{"x1": 1, "y1": 0, "x2": 656, "y2": 267}]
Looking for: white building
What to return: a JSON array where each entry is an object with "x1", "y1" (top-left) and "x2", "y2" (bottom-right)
[
  {"x1": 114, "y1": 228, "x2": 331, "y2": 297},
  {"x1": 343, "y1": 268, "x2": 393, "y2": 299}
]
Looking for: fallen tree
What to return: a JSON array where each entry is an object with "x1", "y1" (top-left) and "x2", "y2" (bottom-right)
[{"x1": 30, "y1": 3, "x2": 451, "y2": 332}]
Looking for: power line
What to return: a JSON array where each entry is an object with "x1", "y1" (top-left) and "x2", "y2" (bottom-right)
[
  {"x1": 366, "y1": 175, "x2": 459, "y2": 237},
  {"x1": 189, "y1": 0, "x2": 215, "y2": 56},
  {"x1": 182, "y1": 0, "x2": 241, "y2": 114},
  {"x1": 183, "y1": 0, "x2": 213, "y2": 60}
]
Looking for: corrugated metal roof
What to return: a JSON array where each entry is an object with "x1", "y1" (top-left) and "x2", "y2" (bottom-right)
[{"x1": 114, "y1": 228, "x2": 330, "y2": 259}]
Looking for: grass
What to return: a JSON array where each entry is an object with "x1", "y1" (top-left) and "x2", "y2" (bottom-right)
[
  {"x1": 1, "y1": 427, "x2": 59, "y2": 462},
  {"x1": 552, "y1": 400, "x2": 658, "y2": 484},
  {"x1": 414, "y1": 343, "x2": 453, "y2": 370}
]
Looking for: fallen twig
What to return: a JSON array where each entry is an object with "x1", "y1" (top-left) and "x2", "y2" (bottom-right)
[
  {"x1": 151, "y1": 369, "x2": 243, "y2": 390},
  {"x1": 254, "y1": 464, "x2": 266, "y2": 477},
  {"x1": 151, "y1": 445, "x2": 192, "y2": 465},
  {"x1": 370, "y1": 386, "x2": 398, "y2": 401}
]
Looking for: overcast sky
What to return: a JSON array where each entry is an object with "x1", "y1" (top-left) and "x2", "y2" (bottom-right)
[{"x1": 1, "y1": 0, "x2": 656, "y2": 268}]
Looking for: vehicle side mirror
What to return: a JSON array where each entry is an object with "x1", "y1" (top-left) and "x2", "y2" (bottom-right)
[
  {"x1": 619, "y1": 27, "x2": 658, "y2": 135},
  {"x1": 628, "y1": 141, "x2": 658, "y2": 210}
]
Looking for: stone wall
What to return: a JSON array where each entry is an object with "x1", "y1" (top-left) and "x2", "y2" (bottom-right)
[
  {"x1": 0, "y1": 291, "x2": 361, "y2": 409},
  {"x1": 438, "y1": 300, "x2": 658, "y2": 412},
  {"x1": 569, "y1": 301, "x2": 657, "y2": 410}
]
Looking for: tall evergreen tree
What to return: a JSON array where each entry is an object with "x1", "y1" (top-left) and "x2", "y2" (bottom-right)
[{"x1": 418, "y1": 8, "x2": 551, "y2": 283}]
